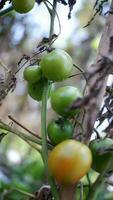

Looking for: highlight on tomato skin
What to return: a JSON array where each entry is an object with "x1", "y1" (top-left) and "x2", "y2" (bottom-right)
[{"x1": 48, "y1": 139, "x2": 92, "y2": 185}]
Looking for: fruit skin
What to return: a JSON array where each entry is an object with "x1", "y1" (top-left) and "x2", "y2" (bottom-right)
[
  {"x1": 40, "y1": 49, "x2": 73, "y2": 82},
  {"x1": 24, "y1": 65, "x2": 42, "y2": 83},
  {"x1": 28, "y1": 78, "x2": 49, "y2": 101},
  {"x1": 51, "y1": 86, "x2": 82, "y2": 116},
  {"x1": 90, "y1": 138, "x2": 113, "y2": 173},
  {"x1": 47, "y1": 119, "x2": 74, "y2": 145},
  {"x1": 48, "y1": 139, "x2": 92, "y2": 185},
  {"x1": 12, "y1": 0, "x2": 35, "y2": 14}
]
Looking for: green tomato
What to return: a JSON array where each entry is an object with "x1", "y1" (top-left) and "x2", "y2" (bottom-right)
[
  {"x1": 47, "y1": 119, "x2": 74, "y2": 145},
  {"x1": 51, "y1": 86, "x2": 82, "y2": 116},
  {"x1": 24, "y1": 65, "x2": 42, "y2": 83},
  {"x1": 28, "y1": 78, "x2": 48, "y2": 101},
  {"x1": 12, "y1": 0, "x2": 35, "y2": 14},
  {"x1": 40, "y1": 49, "x2": 73, "y2": 82},
  {"x1": 90, "y1": 138, "x2": 113, "y2": 173}
]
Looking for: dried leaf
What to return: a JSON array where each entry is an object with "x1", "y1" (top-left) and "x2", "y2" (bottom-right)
[
  {"x1": 0, "y1": 0, "x2": 10, "y2": 10},
  {"x1": 68, "y1": 0, "x2": 76, "y2": 19}
]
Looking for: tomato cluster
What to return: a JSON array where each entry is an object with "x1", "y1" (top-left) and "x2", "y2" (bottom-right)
[
  {"x1": 12, "y1": 0, "x2": 35, "y2": 14},
  {"x1": 23, "y1": 49, "x2": 80, "y2": 104},
  {"x1": 23, "y1": 49, "x2": 93, "y2": 185}
]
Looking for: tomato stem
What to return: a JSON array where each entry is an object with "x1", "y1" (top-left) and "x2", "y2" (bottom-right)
[
  {"x1": 49, "y1": 0, "x2": 57, "y2": 40},
  {"x1": 41, "y1": 81, "x2": 60, "y2": 200},
  {"x1": 40, "y1": 0, "x2": 60, "y2": 199},
  {"x1": 41, "y1": 81, "x2": 50, "y2": 163},
  {"x1": 79, "y1": 182, "x2": 84, "y2": 200}
]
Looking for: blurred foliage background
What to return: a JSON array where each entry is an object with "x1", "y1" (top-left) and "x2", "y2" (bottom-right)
[{"x1": 0, "y1": 0, "x2": 113, "y2": 199}]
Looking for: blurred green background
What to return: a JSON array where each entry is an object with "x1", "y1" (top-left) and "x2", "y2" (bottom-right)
[{"x1": 0, "y1": 0, "x2": 113, "y2": 199}]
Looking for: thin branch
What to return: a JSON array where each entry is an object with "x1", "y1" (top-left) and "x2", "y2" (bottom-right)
[
  {"x1": 0, "y1": 120, "x2": 52, "y2": 149},
  {"x1": 8, "y1": 115, "x2": 41, "y2": 140},
  {"x1": 14, "y1": 188, "x2": 35, "y2": 198},
  {"x1": 87, "y1": 155, "x2": 113, "y2": 200},
  {"x1": 25, "y1": 140, "x2": 42, "y2": 154},
  {"x1": 0, "y1": 5, "x2": 13, "y2": 16}
]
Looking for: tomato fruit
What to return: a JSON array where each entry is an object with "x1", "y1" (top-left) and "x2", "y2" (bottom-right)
[
  {"x1": 12, "y1": 0, "x2": 35, "y2": 14},
  {"x1": 40, "y1": 49, "x2": 73, "y2": 81},
  {"x1": 28, "y1": 78, "x2": 49, "y2": 101},
  {"x1": 90, "y1": 138, "x2": 113, "y2": 173},
  {"x1": 47, "y1": 119, "x2": 74, "y2": 145},
  {"x1": 24, "y1": 65, "x2": 42, "y2": 83},
  {"x1": 48, "y1": 140, "x2": 92, "y2": 185},
  {"x1": 51, "y1": 86, "x2": 82, "y2": 116}
]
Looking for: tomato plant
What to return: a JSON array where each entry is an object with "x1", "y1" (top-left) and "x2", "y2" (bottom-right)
[
  {"x1": 40, "y1": 49, "x2": 73, "y2": 81},
  {"x1": 24, "y1": 65, "x2": 42, "y2": 83},
  {"x1": 47, "y1": 118, "x2": 74, "y2": 145},
  {"x1": 51, "y1": 86, "x2": 82, "y2": 116},
  {"x1": 48, "y1": 140, "x2": 92, "y2": 185},
  {"x1": 90, "y1": 138, "x2": 113, "y2": 173},
  {"x1": 12, "y1": 0, "x2": 35, "y2": 13}
]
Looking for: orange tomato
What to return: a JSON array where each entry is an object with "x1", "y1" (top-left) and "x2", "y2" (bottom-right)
[{"x1": 48, "y1": 140, "x2": 92, "y2": 185}]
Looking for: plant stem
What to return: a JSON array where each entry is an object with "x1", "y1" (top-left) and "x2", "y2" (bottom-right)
[
  {"x1": 86, "y1": 173, "x2": 92, "y2": 189},
  {"x1": 8, "y1": 115, "x2": 42, "y2": 140},
  {"x1": 87, "y1": 156, "x2": 113, "y2": 200},
  {"x1": 14, "y1": 188, "x2": 35, "y2": 198},
  {"x1": 49, "y1": 0, "x2": 57, "y2": 39},
  {"x1": 25, "y1": 140, "x2": 42, "y2": 154},
  {"x1": 0, "y1": 121, "x2": 52, "y2": 149},
  {"x1": 40, "y1": 0, "x2": 60, "y2": 199},
  {"x1": 79, "y1": 182, "x2": 83, "y2": 200},
  {"x1": 0, "y1": 6, "x2": 13, "y2": 17},
  {"x1": 41, "y1": 81, "x2": 60, "y2": 200},
  {"x1": 41, "y1": 82, "x2": 50, "y2": 164}
]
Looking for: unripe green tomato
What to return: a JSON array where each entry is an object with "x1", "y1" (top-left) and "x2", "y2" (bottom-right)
[
  {"x1": 47, "y1": 119, "x2": 74, "y2": 145},
  {"x1": 40, "y1": 49, "x2": 73, "y2": 82},
  {"x1": 28, "y1": 78, "x2": 49, "y2": 101},
  {"x1": 12, "y1": 0, "x2": 35, "y2": 14},
  {"x1": 24, "y1": 65, "x2": 42, "y2": 83},
  {"x1": 51, "y1": 86, "x2": 82, "y2": 116},
  {"x1": 90, "y1": 138, "x2": 113, "y2": 173}
]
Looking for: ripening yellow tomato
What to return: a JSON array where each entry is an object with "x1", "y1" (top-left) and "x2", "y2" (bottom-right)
[{"x1": 48, "y1": 140, "x2": 92, "y2": 185}]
